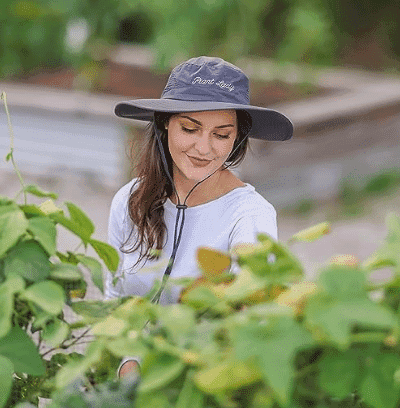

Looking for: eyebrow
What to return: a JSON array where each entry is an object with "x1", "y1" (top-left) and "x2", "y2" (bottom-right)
[{"x1": 179, "y1": 115, "x2": 235, "y2": 129}]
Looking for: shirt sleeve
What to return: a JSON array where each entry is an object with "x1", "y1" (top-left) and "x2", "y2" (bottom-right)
[
  {"x1": 228, "y1": 207, "x2": 277, "y2": 275},
  {"x1": 230, "y1": 206, "x2": 278, "y2": 246},
  {"x1": 104, "y1": 190, "x2": 125, "y2": 299}
]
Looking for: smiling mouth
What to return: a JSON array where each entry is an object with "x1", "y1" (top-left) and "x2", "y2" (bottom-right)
[{"x1": 187, "y1": 155, "x2": 213, "y2": 167}]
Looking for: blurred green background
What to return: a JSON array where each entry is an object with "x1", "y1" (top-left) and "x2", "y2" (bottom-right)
[{"x1": 2, "y1": 0, "x2": 400, "y2": 83}]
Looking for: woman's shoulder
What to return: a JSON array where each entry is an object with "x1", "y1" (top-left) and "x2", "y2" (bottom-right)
[
  {"x1": 110, "y1": 177, "x2": 140, "y2": 210},
  {"x1": 222, "y1": 182, "x2": 276, "y2": 219}
]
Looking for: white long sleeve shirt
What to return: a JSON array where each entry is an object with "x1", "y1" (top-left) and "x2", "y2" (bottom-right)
[{"x1": 105, "y1": 178, "x2": 278, "y2": 303}]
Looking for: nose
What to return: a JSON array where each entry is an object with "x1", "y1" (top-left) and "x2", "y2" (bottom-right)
[{"x1": 194, "y1": 131, "x2": 212, "y2": 156}]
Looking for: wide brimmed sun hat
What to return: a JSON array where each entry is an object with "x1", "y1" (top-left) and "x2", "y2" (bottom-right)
[{"x1": 114, "y1": 56, "x2": 293, "y2": 141}]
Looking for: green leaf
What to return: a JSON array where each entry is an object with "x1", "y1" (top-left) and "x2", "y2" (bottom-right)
[
  {"x1": 232, "y1": 316, "x2": 313, "y2": 406},
  {"x1": 56, "y1": 341, "x2": 104, "y2": 388},
  {"x1": 135, "y1": 390, "x2": 171, "y2": 408},
  {"x1": 65, "y1": 202, "x2": 94, "y2": 237},
  {"x1": 4, "y1": 240, "x2": 51, "y2": 282},
  {"x1": 76, "y1": 255, "x2": 103, "y2": 293},
  {"x1": 319, "y1": 265, "x2": 366, "y2": 301},
  {"x1": 49, "y1": 202, "x2": 95, "y2": 244},
  {"x1": 89, "y1": 239, "x2": 119, "y2": 272},
  {"x1": 0, "y1": 325, "x2": 45, "y2": 375},
  {"x1": 71, "y1": 299, "x2": 123, "y2": 324},
  {"x1": 20, "y1": 204, "x2": 46, "y2": 217},
  {"x1": 0, "y1": 201, "x2": 29, "y2": 258},
  {"x1": 176, "y1": 370, "x2": 205, "y2": 408},
  {"x1": 24, "y1": 184, "x2": 58, "y2": 200},
  {"x1": 305, "y1": 296, "x2": 396, "y2": 348},
  {"x1": 364, "y1": 213, "x2": 400, "y2": 274},
  {"x1": 21, "y1": 281, "x2": 65, "y2": 315},
  {"x1": 139, "y1": 352, "x2": 185, "y2": 393},
  {"x1": 180, "y1": 285, "x2": 221, "y2": 309},
  {"x1": 360, "y1": 353, "x2": 400, "y2": 408},
  {"x1": 0, "y1": 285, "x2": 14, "y2": 339},
  {"x1": 0, "y1": 355, "x2": 13, "y2": 408},
  {"x1": 157, "y1": 304, "x2": 195, "y2": 346},
  {"x1": 42, "y1": 319, "x2": 70, "y2": 347},
  {"x1": 5, "y1": 152, "x2": 12, "y2": 162},
  {"x1": 195, "y1": 359, "x2": 262, "y2": 394},
  {"x1": 50, "y1": 263, "x2": 83, "y2": 281},
  {"x1": 319, "y1": 348, "x2": 360, "y2": 399},
  {"x1": 0, "y1": 275, "x2": 25, "y2": 338},
  {"x1": 107, "y1": 337, "x2": 149, "y2": 359},
  {"x1": 28, "y1": 216, "x2": 57, "y2": 255}
]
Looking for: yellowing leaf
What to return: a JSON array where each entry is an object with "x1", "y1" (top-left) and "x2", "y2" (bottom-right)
[
  {"x1": 289, "y1": 222, "x2": 331, "y2": 243},
  {"x1": 39, "y1": 199, "x2": 62, "y2": 215},
  {"x1": 197, "y1": 247, "x2": 231, "y2": 281},
  {"x1": 329, "y1": 254, "x2": 360, "y2": 267},
  {"x1": 275, "y1": 282, "x2": 318, "y2": 315}
]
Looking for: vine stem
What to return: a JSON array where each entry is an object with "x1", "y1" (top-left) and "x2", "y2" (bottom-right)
[
  {"x1": 1, "y1": 91, "x2": 27, "y2": 204},
  {"x1": 41, "y1": 327, "x2": 92, "y2": 358}
]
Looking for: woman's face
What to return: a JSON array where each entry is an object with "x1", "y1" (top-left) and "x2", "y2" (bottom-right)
[{"x1": 166, "y1": 110, "x2": 238, "y2": 182}]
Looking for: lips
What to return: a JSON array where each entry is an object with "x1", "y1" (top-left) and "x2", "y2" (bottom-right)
[{"x1": 187, "y1": 154, "x2": 212, "y2": 168}]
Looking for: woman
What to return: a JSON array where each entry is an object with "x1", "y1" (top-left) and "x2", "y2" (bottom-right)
[{"x1": 106, "y1": 56, "x2": 293, "y2": 376}]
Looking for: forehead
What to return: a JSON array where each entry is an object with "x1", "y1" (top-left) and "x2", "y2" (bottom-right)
[{"x1": 173, "y1": 109, "x2": 237, "y2": 124}]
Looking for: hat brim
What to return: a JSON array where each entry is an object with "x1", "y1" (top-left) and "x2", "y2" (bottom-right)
[{"x1": 114, "y1": 99, "x2": 293, "y2": 141}]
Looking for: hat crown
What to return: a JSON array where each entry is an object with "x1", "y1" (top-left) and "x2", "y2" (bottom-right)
[{"x1": 161, "y1": 56, "x2": 249, "y2": 105}]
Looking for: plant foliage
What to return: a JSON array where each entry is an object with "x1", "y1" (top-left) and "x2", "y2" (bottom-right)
[{"x1": 2, "y1": 92, "x2": 400, "y2": 407}]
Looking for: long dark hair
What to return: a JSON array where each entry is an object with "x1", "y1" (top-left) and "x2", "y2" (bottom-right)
[{"x1": 121, "y1": 110, "x2": 252, "y2": 266}]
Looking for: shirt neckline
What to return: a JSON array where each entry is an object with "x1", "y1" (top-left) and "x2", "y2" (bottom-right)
[{"x1": 165, "y1": 183, "x2": 253, "y2": 211}]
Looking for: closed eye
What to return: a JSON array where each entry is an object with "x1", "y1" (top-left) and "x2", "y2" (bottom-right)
[
  {"x1": 181, "y1": 126, "x2": 198, "y2": 134},
  {"x1": 215, "y1": 133, "x2": 231, "y2": 140}
]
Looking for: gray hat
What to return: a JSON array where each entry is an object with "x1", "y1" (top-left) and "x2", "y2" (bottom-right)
[{"x1": 115, "y1": 56, "x2": 293, "y2": 141}]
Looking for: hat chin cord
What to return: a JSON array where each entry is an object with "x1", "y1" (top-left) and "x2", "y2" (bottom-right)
[{"x1": 151, "y1": 129, "x2": 247, "y2": 303}]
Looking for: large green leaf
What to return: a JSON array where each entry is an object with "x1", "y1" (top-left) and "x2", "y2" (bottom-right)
[
  {"x1": 157, "y1": 304, "x2": 195, "y2": 346},
  {"x1": 107, "y1": 337, "x2": 149, "y2": 359},
  {"x1": 364, "y1": 213, "x2": 400, "y2": 273},
  {"x1": 0, "y1": 355, "x2": 13, "y2": 408},
  {"x1": 0, "y1": 275, "x2": 25, "y2": 338},
  {"x1": 49, "y1": 202, "x2": 95, "y2": 244},
  {"x1": 28, "y1": 216, "x2": 57, "y2": 255},
  {"x1": 176, "y1": 370, "x2": 204, "y2": 408},
  {"x1": 50, "y1": 263, "x2": 83, "y2": 281},
  {"x1": 71, "y1": 299, "x2": 123, "y2": 324},
  {"x1": 232, "y1": 315, "x2": 313, "y2": 406},
  {"x1": 65, "y1": 202, "x2": 94, "y2": 238},
  {"x1": 4, "y1": 240, "x2": 51, "y2": 282},
  {"x1": 56, "y1": 341, "x2": 104, "y2": 388},
  {"x1": 21, "y1": 281, "x2": 65, "y2": 315},
  {"x1": 195, "y1": 359, "x2": 262, "y2": 394},
  {"x1": 89, "y1": 239, "x2": 119, "y2": 272},
  {"x1": 42, "y1": 319, "x2": 70, "y2": 347},
  {"x1": 0, "y1": 201, "x2": 29, "y2": 258},
  {"x1": 319, "y1": 265, "x2": 365, "y2": 301},
  {"x1": 319, "y1": 348, "x2": 360, "y2": 399},
  {"x1": 0, "y1": 325, "x2": 45, "y2": 375},
  {"x1": 76, "y1": 254, "x2": 103, "y2": 293},
  {"x1": 139, "y1": 352, "x2": 185, "y2": 393},
  {"x1": 0, "y1": 284, "x2": 13, "y2": 339},
  {"x1": 360, "y1": 352, "x2": 400, "y2": 408},
  {"x1": 305, "y1": 295, "x2": 396, "y2": 348}
]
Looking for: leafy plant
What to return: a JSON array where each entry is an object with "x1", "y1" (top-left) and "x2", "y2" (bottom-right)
[
  {"x1": 38, "y1": 214, "x2": 400, "y2": 408},
  {"x1": 3, "y1": 90, "x2": 400, "y2": 407},
  {"x1": 0, "y1": 92, "x2": 119, "y2": 407}
]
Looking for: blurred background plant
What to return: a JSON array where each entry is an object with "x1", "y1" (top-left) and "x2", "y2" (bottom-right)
[{"x1": 2, "y1": 0, "x2": 400, "y2": 89}]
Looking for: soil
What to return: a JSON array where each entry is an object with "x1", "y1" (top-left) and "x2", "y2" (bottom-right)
[{"x1": 13, "y1": 60, "x2": 331, "y2": 106}]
